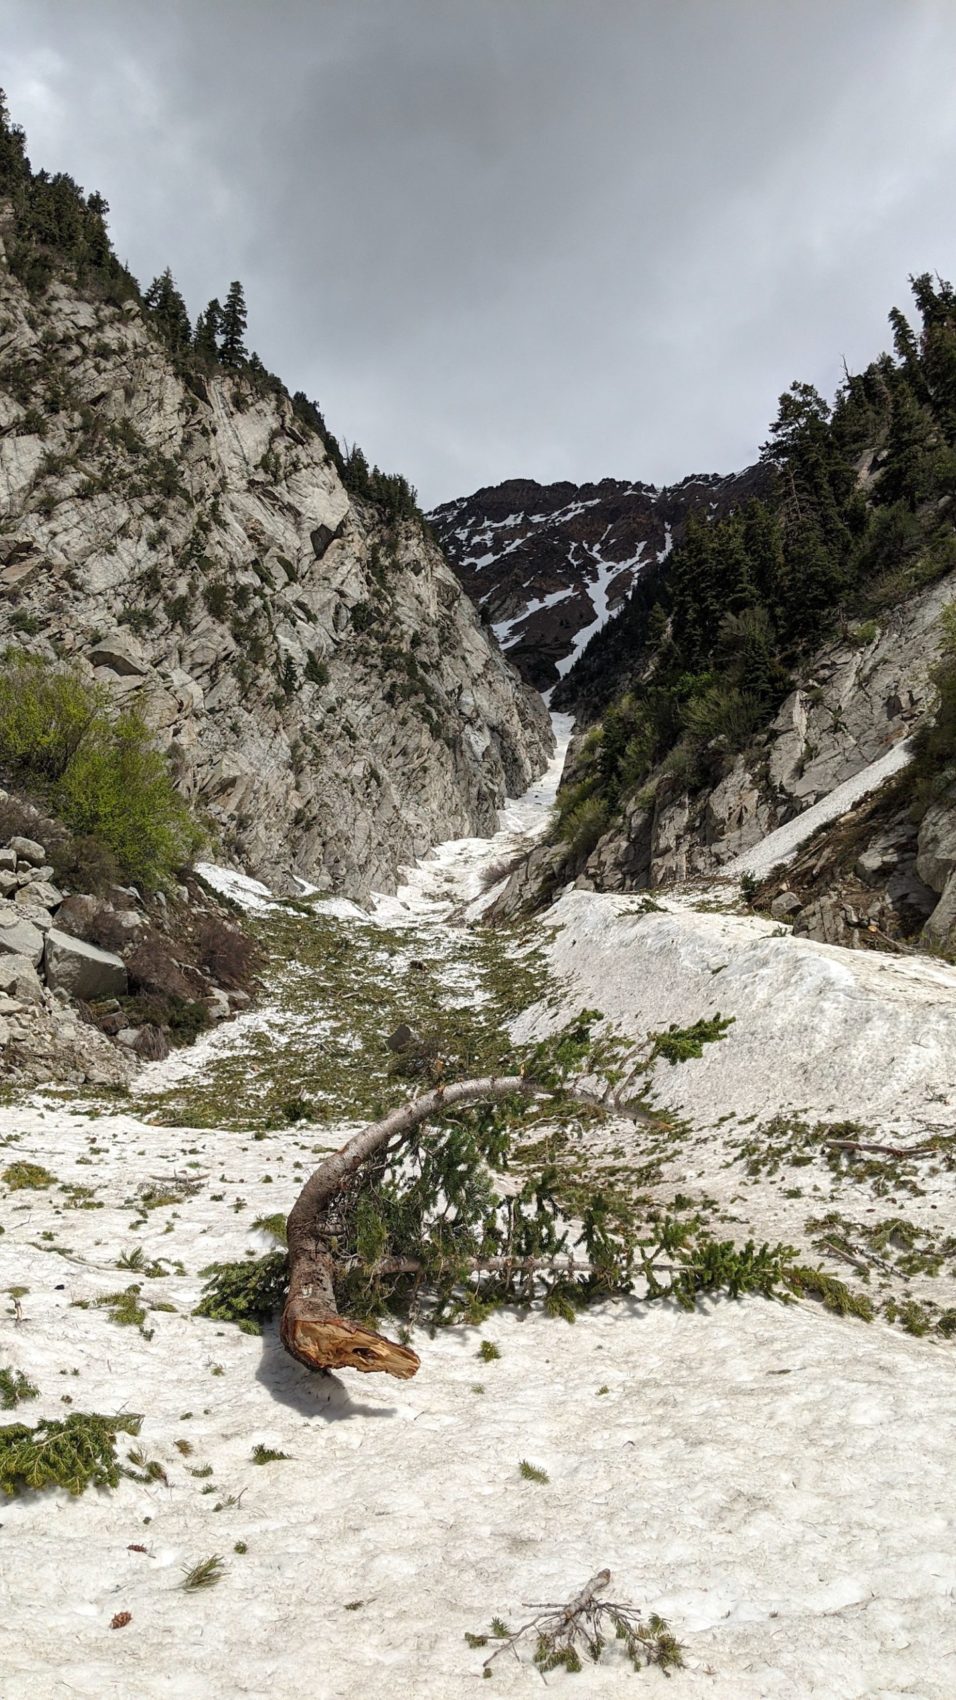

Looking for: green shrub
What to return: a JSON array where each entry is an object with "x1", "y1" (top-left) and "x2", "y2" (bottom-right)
[
  {"x1": 304, "y1": 652, "x2": 329, "y2": 688},
  {"x1": 559, "y1": 795, "x2": 609, "y2": 860},
  {"x1": 647, "y1": 1015, "x2": 735, "y2": 1066},
  {"x1": 2, "y1": 1162, "x2": 55, "y2": 1190},
  {"x1": 0, "y1": 657, "x2": 96, "y2": 780},
  {"x1": 202, "y1": 581, "x2": 229, "y2": 619},
  {"x1": 0, "y1": 653, "x2": 202, "y2": 889},
  {"x1": 0, "y1": 1368, "x2": 38, "y2": 1409},
  {"x1": 681, "y1": 683, "x2": 760, "y2": 750}
]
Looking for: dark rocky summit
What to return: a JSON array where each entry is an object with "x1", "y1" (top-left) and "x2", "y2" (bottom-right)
[{"x1": 430, "y1": 466, "x2": 767, "y2": 691}]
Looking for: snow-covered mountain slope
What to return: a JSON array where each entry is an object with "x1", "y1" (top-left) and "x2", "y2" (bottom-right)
[
  {"x1": 3, "y1": 736, "x2": 956, "y2": 1699},
  {"x1": 429, "y1": 467, "x2": 767, "y2": 692}
]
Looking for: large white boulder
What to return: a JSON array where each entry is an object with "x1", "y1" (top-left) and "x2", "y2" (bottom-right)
[
  {"x1": 15, "y1": 880, "x2": 63, "y2": 911},
  {"x1": 0, "y1": 905, "x2": 44, "y2": 966},
  {"x1": 8, "y1": 836, "x2": 45, "y2": 866},
  {"x1": 43, "y1": 929, "x2": 127, "y2": 1000},
  {"x1": 0, "y1": 953, "x2": 43, "y2": 1003}
]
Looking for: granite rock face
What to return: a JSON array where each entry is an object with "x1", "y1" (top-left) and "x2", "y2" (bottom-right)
[{"x1": 0, "y1": 230, "x2": 552, "y2": 900}]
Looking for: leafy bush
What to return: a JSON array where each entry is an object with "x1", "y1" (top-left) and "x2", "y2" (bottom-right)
[
  {"x1": 0, "y1": 657, "x2": 95, "y2": 780},
  {"x1": 0, "y1": 654, "x2": 201, "y2": 890},
  {"x1": 56, "y1": 714, "x2": 201, "y2": 890}
]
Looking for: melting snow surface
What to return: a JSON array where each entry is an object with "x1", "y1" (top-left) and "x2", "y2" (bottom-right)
[
  {"x1": 194, "y1": 862, "x2": 274, "y2": 911},
  {"x1": 4, "y1": 716, "x2": 956, "y2": 1699},
  {"x1": 724, "y1": 740, "x2": 914, "y2": 880},
  {"x1": 554, "y1": 545, "x2": 647, "y2": 678}
]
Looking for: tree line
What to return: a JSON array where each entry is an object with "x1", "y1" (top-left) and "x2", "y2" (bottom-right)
[{"x1": 0, "y1": 90, "x2": 421, "y2": 526}]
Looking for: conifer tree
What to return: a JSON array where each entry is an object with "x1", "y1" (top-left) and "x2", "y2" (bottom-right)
[
  {"x1": 0, "y1": 89, "x2": 29, "y2": 196},
  {"x1": 742, "y1": 499, "x2": 785, "y2": 606},
  {"x1": 878, "y1": 381, "x2": 937, "y2": 509},
  {"x1": 193, "y1": 297, "x2": 222, "y2": 362},
  {"x1": 143, "y1": 267, "x2": 191, "y2": 352},
  {"x1": 219, "y1": 280, "x2": 248, "y2": 366}
]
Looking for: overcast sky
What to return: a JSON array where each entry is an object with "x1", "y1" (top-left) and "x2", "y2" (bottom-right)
[{"x1": 4, "y1": 0, "x2": 956, "y2": 507}]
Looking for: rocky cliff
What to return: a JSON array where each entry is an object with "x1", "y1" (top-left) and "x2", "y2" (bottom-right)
[
  {"x1": 491, "y1": 565, "x2": 956, "y2": 952},
  {"x1": 429, "y1": 467, "x2": 767, "y2": 692},
  {"x1": 0, "y1": 225, "x2": 552, "y2": 900},
  {"x1": 582, "y1": 567, "x2": 953, "y2": 890}
]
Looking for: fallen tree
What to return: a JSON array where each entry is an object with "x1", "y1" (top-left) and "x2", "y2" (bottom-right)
[
  {"x1": 280, "y1": 1070, "x2": 616, "y2": 1379},
  {"x1": 195, "y1": 1008, "x2": 868, "y2": 1375}
]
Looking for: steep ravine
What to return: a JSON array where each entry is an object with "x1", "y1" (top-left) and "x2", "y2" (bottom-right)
[{"x1": 0, "y1": 225, "x2": 552, "y2": 898}]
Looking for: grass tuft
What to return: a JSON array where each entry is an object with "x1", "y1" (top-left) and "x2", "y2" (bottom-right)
[{"x1": 180, "y1": 1554, "x2": 225, "y2": 1591}]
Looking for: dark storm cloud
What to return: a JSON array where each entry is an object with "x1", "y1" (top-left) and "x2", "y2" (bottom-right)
[{"x1": 4, "y1": 0, "x2": 956, "y2": 504}]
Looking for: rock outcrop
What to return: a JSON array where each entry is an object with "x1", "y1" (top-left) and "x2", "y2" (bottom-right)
[
  {"x1": 578, "y1": 568, "x2": 955, "y2": 893},
  {"x1": 0, "y1": 225, "x2": 552, "y2": 900},
  {"x1": 0, "y1": 800, "x2": 265, "y2": 1083}
]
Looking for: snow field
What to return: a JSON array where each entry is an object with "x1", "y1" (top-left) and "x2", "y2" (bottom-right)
[{"x1": 2, "y1": 713, "x2": 955, "y2": 1698}]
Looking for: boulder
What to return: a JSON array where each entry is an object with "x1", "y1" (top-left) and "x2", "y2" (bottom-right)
[
  {"x1": 112, "y1": 908, "x2": 146, "y2": 938},
  {"x1": 915, "y1": 790, "x2": 956, "y2": 894},
  {"x1": 0, "y1": 906, "x2": 44, "y2": 966},
  {"x1": 15, "y1": 880, "x2": 63, "y2": 911},
  {"x1": 0, "y1": 871, "x2": 18, "y2": 898},
  {"x1": 54, "y1": 894, "x2": 101, "y2": 937},
  {"x1": 13, "y1": 902, "x2": 53, "y2": 933},
  {"x1": 0, "y1": 848, "x2": 16, "y2": 872},
  {"x1": 770, "y1": 890, "x2": 802, "y2": 920},
  {"x1": 0, "y1": 953, "x2": 43, "y2": 1003},
  {"x1": 923, "y1": 870, "x2": 956, "y2": 949},
  {"x1": 87, "y1": 632, "x2": 148, "y2": 676},
  {"x1": 9, "y1": 836, "x2": 45, "y2": 866},
  {"x1": 43, "y1": 929, "x2": 128, "y2": 1000}
]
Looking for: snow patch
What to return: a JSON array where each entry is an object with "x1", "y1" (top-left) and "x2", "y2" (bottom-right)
[
  {"x1": 725, "y1": 741, "x2": 914, "y2": 880},
  {"x1": 195, "y1": 862, "x2": 274, "y2": 910}
]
